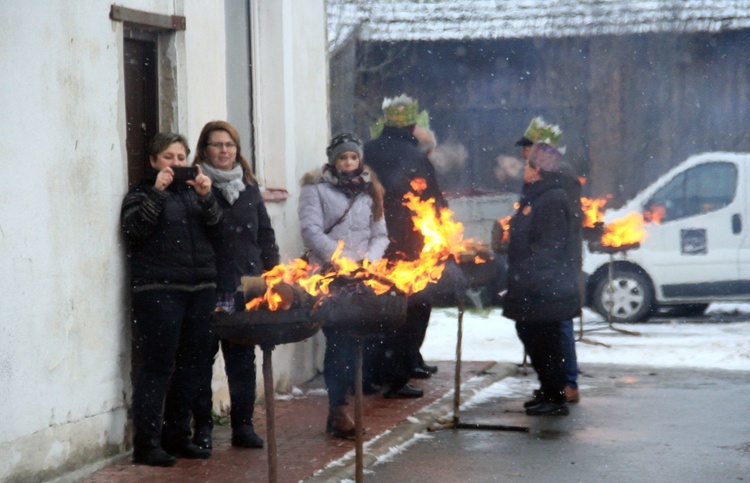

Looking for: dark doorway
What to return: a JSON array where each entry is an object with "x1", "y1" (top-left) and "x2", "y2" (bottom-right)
[{"x1": 124, "y1": 38, "x2": 159, "y2": 189}]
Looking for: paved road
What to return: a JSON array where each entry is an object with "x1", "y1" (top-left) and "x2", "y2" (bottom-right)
[{"x1": 341, "y1": 364, "x2": 750, "y2": 482}]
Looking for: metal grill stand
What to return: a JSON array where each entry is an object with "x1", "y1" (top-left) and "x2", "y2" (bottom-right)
[
  {"x1": 211, "y1": 307, "x2": 322, "y2": 483},
  {"x1": 579, "y1": 245, "x2": 642, "y2": 341},
  {"x1": 429, "y1": 293, "x2": 529, "y2": 433}
]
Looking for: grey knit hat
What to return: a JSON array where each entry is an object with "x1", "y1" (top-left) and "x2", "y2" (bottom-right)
[{"x1": 327, "y1": 132, "x2": 363, "y2": 165}]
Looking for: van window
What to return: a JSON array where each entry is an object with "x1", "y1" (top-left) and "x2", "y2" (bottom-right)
[{"x1": 644, "y1": 162, "x2": 737, "y2": 222}]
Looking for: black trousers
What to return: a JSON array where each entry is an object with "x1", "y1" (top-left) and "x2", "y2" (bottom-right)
[
  {"x1": 323, "y1": 327, "x2": 357, "y2": 408},
  {"x1": 379, "y1": 298, "x2": 432, "y2": 389},
  {"x1": 131, "y1": 288, "x2": 214, "y2": 452},
  {"x1": 193, "y1": 336, "x2": 257, "y2": 430},
  {"x1": 515, "y1": 321, "x2": 567, "y2": 404}
]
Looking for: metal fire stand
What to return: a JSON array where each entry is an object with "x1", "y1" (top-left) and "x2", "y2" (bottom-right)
[{"x1": 429, "y1": 293, "x2": 529, "y2": 433}]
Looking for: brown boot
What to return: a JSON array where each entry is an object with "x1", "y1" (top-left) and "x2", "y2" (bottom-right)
[
  {"x1": 565, "y1": 386, "x2": 580, "y2": 403},
  {"x1": 326, "y1": 406, "x2": 356, "y2": 440}
]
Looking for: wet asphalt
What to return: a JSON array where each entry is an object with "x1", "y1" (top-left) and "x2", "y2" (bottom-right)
[{"x1": 340, "y1": 364, "x2": 750, "y2": 482}]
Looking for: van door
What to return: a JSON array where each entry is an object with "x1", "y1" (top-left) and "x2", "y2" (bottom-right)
[
  {"x1": 640, "y1": 159, "x2": 746, "y2": 299},
  {"x1": 737, "y1": 165, "x2": 750, "y2": 284}
]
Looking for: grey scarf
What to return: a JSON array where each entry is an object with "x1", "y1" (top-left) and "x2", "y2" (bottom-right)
[{"x1": 201, "y1": 162, "x2": 246, "y2": 204}]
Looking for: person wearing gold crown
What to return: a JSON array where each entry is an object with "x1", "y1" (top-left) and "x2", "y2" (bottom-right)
[
  {"x1": 507, "y1": 117, "x2": 582, "y2": 405},
  {"x1": 502, "y1": 119, "x2": 582, "y2": 415},
  {"x1": 363, "y1": 94, "x2": 447, "y2": 399}
]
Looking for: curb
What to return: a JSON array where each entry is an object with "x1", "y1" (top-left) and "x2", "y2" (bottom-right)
[{"x1": 307, "y1": 361, "x2": 517, "y2": 482}]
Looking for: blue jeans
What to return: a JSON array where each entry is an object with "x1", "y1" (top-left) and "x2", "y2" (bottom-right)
[{"x1": 560, "y1": 319, "x2": 578, "y2": 389}]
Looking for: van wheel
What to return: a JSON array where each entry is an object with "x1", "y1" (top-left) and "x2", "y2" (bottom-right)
[{"x1": 593, "y1": 268, "x2": 654, "y2": 323}]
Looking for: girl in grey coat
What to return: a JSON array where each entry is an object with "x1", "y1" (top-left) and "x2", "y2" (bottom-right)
[{"x1": 298, "y1": 132, "x2": 388, "y2": 438}]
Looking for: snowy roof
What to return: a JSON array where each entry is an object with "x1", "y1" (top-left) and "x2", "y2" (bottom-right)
[{"x1": 327, "y1": 0, "x2": 750, "y2": 51}]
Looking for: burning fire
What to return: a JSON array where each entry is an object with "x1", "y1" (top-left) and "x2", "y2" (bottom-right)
[
  {"x1": 246, "y1": 178, "x2": 485, "y2": 311},
  {"x1": 581, "y1": 196, "x2": 609, "y2": 228}
]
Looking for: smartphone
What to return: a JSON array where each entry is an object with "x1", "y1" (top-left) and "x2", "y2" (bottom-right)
[{"x1": 172, "y1": 166, "x2": 198, "y2": 182}]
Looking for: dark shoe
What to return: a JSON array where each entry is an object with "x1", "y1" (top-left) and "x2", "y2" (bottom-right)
[
  {"x1": 384, "y1": 383, "x2": 423, "y2": 399},
  {"x1": 133, "y1": 447, "x2": 177, "y2": 467},
  {"x1": 421, "y1": 363, "x2": 438, "y2": 374},
  {"x1": 326, "y1": 406, "x2": 356, "y2": 440},
  {"x1": 232, "y1": 425, "x2": 264, "y2": 448},
  {"x1": 525, "y1": 401, "x2": 569, "y2": 416},
  {"x1": 192, "y1": 425, "x2": 212, "y2": 450},
  {"x1": 163, "y1": 441, "x2": 212, "y2": 459},
  {"x1": 411, "y1": 367, "x2": 432, "y2": 379},
  {"x1": 523, "y1": 391, "x2": 545, "y2": 409},
  {"x1": 363, "y1": 382, "x2": 382, "y2": 395}
]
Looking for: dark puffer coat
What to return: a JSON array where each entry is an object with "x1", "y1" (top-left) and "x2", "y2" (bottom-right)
[
  {"x1": 213, "y1": 183, "x2": 279, "y2": 292},
  {"x1": 121, "y1": 172, "x2": 223, "y2": 288},
  {"x1": 364, "y1": 125, "x2": 446, "y2": 261},
  {"x1": 502, "y1": 175, "x2": 581, "y2": 323}
]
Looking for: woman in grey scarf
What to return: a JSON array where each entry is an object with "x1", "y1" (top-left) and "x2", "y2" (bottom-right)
[{"x1": 190, "y1": 120, "x2": 280, "y2": 451}]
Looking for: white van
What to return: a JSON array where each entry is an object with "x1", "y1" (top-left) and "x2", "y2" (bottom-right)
[{"x1": 584, "y1": 152, "x2": 750, "y2": 322}]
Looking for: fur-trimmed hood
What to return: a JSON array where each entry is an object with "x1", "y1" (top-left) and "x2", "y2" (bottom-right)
[{"x1": 300, "y1": 166, "x2": 325, "y2": 187}]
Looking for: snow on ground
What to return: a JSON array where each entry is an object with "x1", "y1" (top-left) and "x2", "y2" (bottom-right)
[{"x1": 421, "y1": 304, "x2": 750, "y2": 371}]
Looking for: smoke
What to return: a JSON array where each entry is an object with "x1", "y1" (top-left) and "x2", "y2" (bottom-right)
[
  {"x1": 429, "y1": 142, "x2": 469, "y2": 175},
  {"x1": 494, "y1": 155, "x2": 524, "y2": 183}
]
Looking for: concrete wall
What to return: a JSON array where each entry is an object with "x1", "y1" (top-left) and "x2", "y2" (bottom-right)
[{"x1": 0, "y1": 0, "x2": 329, "y2": 480}]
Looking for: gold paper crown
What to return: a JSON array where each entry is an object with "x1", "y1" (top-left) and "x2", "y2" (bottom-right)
[
  {"x1": 523, "y1": 116, "x2": 563, "y2": 145},
  {"x1": 383, "y1": 94, "x2": 419, "y2": 127},
  {"x1": 371, "y1": 95, "x2": 430, "y2": 139}
]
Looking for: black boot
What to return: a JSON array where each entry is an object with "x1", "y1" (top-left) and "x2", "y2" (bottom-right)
[
  {"x1": 133, "y1": 447, "x2": 177, "y2": 467},
  {"x1": 525, "y1": 401, "x2": 569, "y2": 416},
  {"x1": 523, "y1": 390, "x2": 545, "y2": 408},
  {"x1": 384, "y1": 383, "x2": 423, "y2": 399},
  {"x1": 232, "y1": 424, "x2": 264, "y2": 448},
  {"x1": 162, "y1": 439, "x2": 212, "y2": 459},
  {"x1": 192, "y1": 425, "x2": 213, "y2": 450}
]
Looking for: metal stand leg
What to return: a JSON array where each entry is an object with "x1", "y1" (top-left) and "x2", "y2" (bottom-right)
[
  {"x1": 262, "y1": 346, "x2": 277, "y2": 483},
  {"x1": 582, "y1": 254, "x2": 641, "y2": 337},
  {"x1": 429, "y1": 295, "x2": 528, "y2": 433},
  {"x1": 576, "y1": 309, "x2": 612, "y2": 347},
  {"x1": 354, "y1": 340, "x2": 364, "y2": 483}
]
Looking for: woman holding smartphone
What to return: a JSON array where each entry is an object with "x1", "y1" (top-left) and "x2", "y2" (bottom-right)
[{"x1": 121, "y1": 132, "x2": 222, "y2": 466}]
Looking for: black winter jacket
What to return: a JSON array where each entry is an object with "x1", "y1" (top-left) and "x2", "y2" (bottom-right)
[
  {"x1": 121, "y1": 174, "x2": 223, "y2": 289},
  {"x1": 213, "y1": 183, "x2": 279, "y2": 292},
  {"x1": 502, "y1": 176, "x2": 581, "y2": 323},
  {"x1": 364, "y1": 125, "x2": 446, "y2": 261}
]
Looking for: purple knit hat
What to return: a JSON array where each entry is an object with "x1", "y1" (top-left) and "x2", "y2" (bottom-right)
[{"x1": 528, "y1": 142, "x2": 563, "y2": 172}]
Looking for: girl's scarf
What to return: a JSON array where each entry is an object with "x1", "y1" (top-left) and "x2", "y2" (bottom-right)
[
  {"x1": 201, "y1": 162, "x2": 246, "y2": 204},
  {"x1": 322, "y1": 163, "x2": 371, "y2": 197}
]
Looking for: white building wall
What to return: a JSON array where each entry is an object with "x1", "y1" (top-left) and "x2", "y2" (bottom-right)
[
  {"x1": 249, "y1": 0, "x2": 331, "y2": 386},
  {"x1": 0, "y1": 0, "x2": 329, "y2": 480}
]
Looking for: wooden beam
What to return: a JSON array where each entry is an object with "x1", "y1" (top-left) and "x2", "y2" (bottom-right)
[{"x1": 110, "y1": 5, "x2": 186, "y2": 31}]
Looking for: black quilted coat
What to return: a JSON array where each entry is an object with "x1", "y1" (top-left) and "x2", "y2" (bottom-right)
[{"x1": 502, "y1": 175, "x2": 581, "y2": 323}]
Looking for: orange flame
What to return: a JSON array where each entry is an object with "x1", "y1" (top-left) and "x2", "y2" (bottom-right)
[
  {"x1": 580, "y1": 196, "x2": 609, "y2": 228},
  {"x1": 498, "y1": 215, "x2": 512, "y2": 245},
  {"x1": 600, "y1": 212, "x2": 650, "y2": 247},
  {"x1": 246, "y1": 179, "x2": 480, "y2": 310}
]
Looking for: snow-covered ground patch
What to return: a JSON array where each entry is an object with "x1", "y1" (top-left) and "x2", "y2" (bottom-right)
[{"x1": 422, "y1": 306, "x2": 750, "y2": 371}]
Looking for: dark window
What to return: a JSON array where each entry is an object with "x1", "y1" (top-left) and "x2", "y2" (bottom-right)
[{"x1": 644, "y1": 162, "x2": 737, "y2": 222}]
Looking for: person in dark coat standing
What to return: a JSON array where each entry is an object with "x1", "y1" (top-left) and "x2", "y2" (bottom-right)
[
  {"x1": 191, "y1": 120, "x2": 280, "y2": 451},
  {"x1": 121, "y1": 132, "x2": 222, "y2": 466},
  {"x1": 503, "y1": 142, "x2": 580, "y2": 416},
  {"x1": 508, "y1": 117, "x2": 582, "y2": 404},
  {"x1": 364, "y1": 95, "x2": 446, "y2": 398}
]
